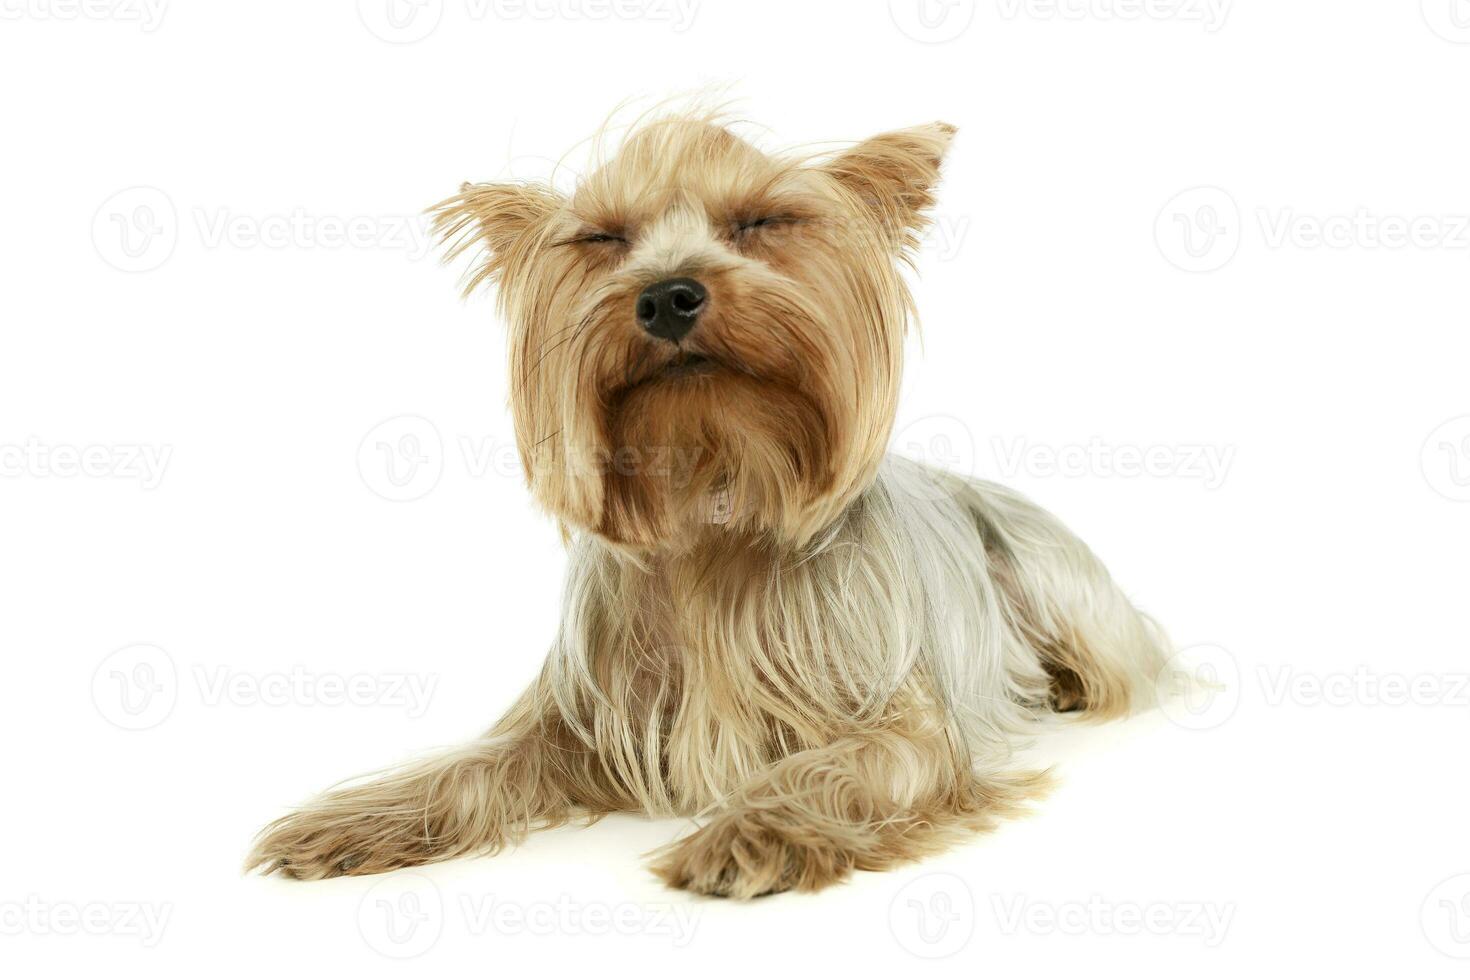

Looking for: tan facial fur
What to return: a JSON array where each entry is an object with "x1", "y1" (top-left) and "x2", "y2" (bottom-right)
[{"x1": 433, "y1": 114, "x2": 952, "y2": 551}]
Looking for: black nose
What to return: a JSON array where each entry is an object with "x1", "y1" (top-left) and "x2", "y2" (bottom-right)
[{"x1": 635, "y1": 277, "x2": 707, "y2": 342}]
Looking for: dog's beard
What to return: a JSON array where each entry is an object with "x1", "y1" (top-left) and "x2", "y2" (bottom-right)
[
  {"x1": 597, "y1": 363, "x2": 833, "y2": 548},
  {"x1": 559, "y1": 272, "x2": 841, "y2": 549},
  {"x1": 511, "y1": 250, "x2": 897, "y2": 551}
]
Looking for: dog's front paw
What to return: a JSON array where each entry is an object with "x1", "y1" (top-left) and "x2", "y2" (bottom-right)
[
  {"x1": 649, "y1": 810, "x2": 857, "y2": 899},
  {"x1": 245, "y1": 806, "x2": 434, "y2": 880}
]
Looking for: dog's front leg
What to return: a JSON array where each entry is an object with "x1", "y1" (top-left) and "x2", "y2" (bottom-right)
[
  {"x1": 650, "y1": 732, "x2": 1047, "y2": 898},
  {"x1": 246, "y1": 691, "x2": 611, "y2": 879}
]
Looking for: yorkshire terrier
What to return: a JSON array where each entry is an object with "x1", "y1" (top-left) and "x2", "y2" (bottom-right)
[{"x1": 247, "y1": 111, "x2": 1168, "y2": 898}]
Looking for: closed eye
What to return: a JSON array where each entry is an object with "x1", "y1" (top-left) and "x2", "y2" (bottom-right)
[
  {"x1": 554, "y1": 231, "x2": 628, "y2": 247},
  {"x1": 736, "y1": 216, "x2": 791, "y2": 234},
  {"x1": 729, "y1": 215, "x2": 802, "y2": 248}
]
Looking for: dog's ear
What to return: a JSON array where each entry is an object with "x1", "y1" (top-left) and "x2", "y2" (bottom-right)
[
  {"x1": 431, "y1": 182, "x2": 565, "y2": 295},
  {"x1": 821, "y1": 122, "x2": 955, "y2": 253}
]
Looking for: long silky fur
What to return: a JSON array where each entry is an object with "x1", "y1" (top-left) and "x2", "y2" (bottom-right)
[{"x1": 246, "y1": 110, "x2": 1168, "y2": 896}]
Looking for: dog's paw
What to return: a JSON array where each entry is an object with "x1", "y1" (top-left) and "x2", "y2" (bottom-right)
[
  {"x1": 649, "y1": 811, "x2": 857, "y2": 899},
  {"x1": 244, "y1": 807, "x2": 435, "y2": 880}
]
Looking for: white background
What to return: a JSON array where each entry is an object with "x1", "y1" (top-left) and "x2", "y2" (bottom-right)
[{"x1": 2, "y1": 0, "x2": 1469, "y2": 975}]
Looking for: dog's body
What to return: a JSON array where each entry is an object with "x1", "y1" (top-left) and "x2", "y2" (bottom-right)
[{"x1": 248, "y1": 112, "x2": 1167, "y2": 897}]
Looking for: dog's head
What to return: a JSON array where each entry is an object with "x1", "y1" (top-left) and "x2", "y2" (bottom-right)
[{"x1": 434, "y1": 113, "x2": 953, "y2": 552}]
